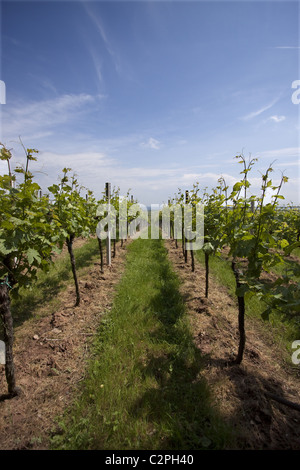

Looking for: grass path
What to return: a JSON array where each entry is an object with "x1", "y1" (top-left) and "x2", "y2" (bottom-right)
[{"x1": 51, "y1": 238, "x2": 233, "y2": 450}]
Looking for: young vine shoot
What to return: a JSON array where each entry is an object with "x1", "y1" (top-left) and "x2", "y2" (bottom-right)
[{"x1": 0, "y1": 143, "x2": 299, "y2": 401}]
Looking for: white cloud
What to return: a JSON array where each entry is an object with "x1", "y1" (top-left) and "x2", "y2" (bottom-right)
[
  {"x1": 11, "y1": 149, "x2": 117, "y2": 198},
  {"x1": 255, "y1": 147, "x2": 300, "y2": 160},
  {"x1": 275, "y1": 46, "x2": 300, "y2": 49},
  {"x1": 82, "y1": 2, "x2": 123, "y2": 77},
  {"x1": 1, "y1": 142, "x2": 298, "y2": 205},
  {"x1": 241, "y1": 98, "x2": 279, "y2": 121},
  {"x1": 38, "y1": 150, "x2": 113, "y2": 171},
  {"x1": 268, "y1": 115, "x2": 286, "y2": 123},
  {"x1": 276, "y1": 161, "x2": 299, "y2": 167},
  {"x1": 1, "y1": 93, "x2": 104, "y2": 142},
  {"x1": 87, "y1": 45, "x2": 104, "y2": 86},
  {"x1": 140, "y1": 137, "x2": 161, "y2": 150}
]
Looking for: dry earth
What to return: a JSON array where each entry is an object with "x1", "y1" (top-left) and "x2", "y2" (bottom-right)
[
  {"x1": 1, "y1": 237, "x2": 300, "y2": 450},
  {"x1": 0, "y1": 239, "x2": 130, "y2": 450},
  {"x1": 165, "y1": 239, "x2": 300, "y2": 450}
]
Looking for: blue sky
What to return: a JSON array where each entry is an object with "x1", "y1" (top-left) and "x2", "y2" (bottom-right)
[{"x1": 0, "y1": 0, "x2": 299, "y2": 206}]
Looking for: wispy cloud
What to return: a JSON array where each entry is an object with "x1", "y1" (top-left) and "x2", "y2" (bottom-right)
[
  {"x1": 140, "y1": 137, "x2": 161, "y2": 150},
  {"x1": 1, "y1": 141, "x2": 297, "y2": 206},
  {"x1": 87, "y1": 45, "x2": 103, "y2": 87},
  {"x1": 276, "y1": 161, "x2": 300, "y2": 167},
  {"x1": 275, "y1": 46, "x2": 300, "y2": 49},
  {"x1": 2, "y1": 93, "x2": 104, "y2": 141},
  {"x1": 254, "y1": 147, "x2": 300, "y2": 160},
  {"x1": 82, "y1": 2, "x2": 122, "y2": 76},
  {"x1": 26, "y1": 74, "x2": 59, "y2": 96},
  {"x1": 241, "y1": 98, "x2": 279, "y2": 121},
  {"x1": 81, "y1": 2, "x2": 137, "y2": 84},
  {"x1": 268, "y1": 115, "x2": 286, "y2": 123},
  {"x1": 38, "y1": 150, "x2": 114, "y2": 175}
]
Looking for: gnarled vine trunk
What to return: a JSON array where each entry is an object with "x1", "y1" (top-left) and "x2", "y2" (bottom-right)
[
  {"x1": 191, "y1": 249, "x2": 195, "y2": 272},
  {"x1": 66, "y1": 235, "x2": 80, "y2": 307},
  {"x1": 0, "y1": 283, "x2": 20, "y2": 397},
  {"x1": 97, "y1": 237, "x2": 104, "y2": 273},
  {"x1": 231, "y1": 260, "x2": 246, "y2": 365},
  {"x1": 205, "y1": 252, "x2": 209, "y2": 298}
]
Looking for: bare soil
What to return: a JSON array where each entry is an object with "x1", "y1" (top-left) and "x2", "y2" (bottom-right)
[
  {"x1": 165, "y1": 239, "x2": 300, "y2": 450},
  {"x1": 0, "y1": 239, "x2": 130, "y2": 450},
  {"x1": 1, "y1": 237, "x2": 300, "y2": 450}
]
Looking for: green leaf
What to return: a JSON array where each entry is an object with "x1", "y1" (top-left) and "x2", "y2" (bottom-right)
[
  {"x1": 26, "y1": 248, "x2": 42, "y2": 265},
  {"x1": 261, "y1": 308, "x2": 271, "y2": 321},
  {"x1": 0, "y1": 239, "x2": 15, "y2": 255},
  {"x1": 233, "y1": 182, "x2": 243, "y2": 192},
  {"x1": 279, "y1": 239, "x2": 289, "y2": 249},
  {"x1": 284, "y1": 241, "x2": 300, "y2": 255},
  {"x1": 202, "y1": 242, "x2": 214, "y2": 254},
  {"x1": 0, "y1": 146, "x2": 12, "y2": 161},
  {"x1": 48, "y1": 184, "x2": 60, "y2": 193}
]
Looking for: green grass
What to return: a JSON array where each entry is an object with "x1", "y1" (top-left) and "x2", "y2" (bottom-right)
[
  {"x1": 270, "y1": 255, "x2": 299, "y2": 281},
  {"x1": 51, "y1": 238, "x2": 234, "y2": 450},
  {"x1": 292, "y1": 247, "x2": 300, "y2": 259}
]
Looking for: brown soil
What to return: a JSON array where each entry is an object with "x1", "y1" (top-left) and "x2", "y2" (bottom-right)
[
  {"x1": 165, "y1": 239, "x2": 300, "y2": 450},
  {"x1": 1, "y1": 236, "x2": 300, "y2": 450},
  {"x1": 0, "y1": 239, "x2": 130, "y2": 450}
]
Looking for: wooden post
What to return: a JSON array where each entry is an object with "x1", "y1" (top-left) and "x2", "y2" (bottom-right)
[
  {"x1": 167, "y1": 200, "x2": 173, "y2": 240},
  {"x1": 184, "y1": 191, "x2": 189, "y2": 263},
  {"x1": 106, "y1": 183, "x2": 111, "y2": 266}
]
